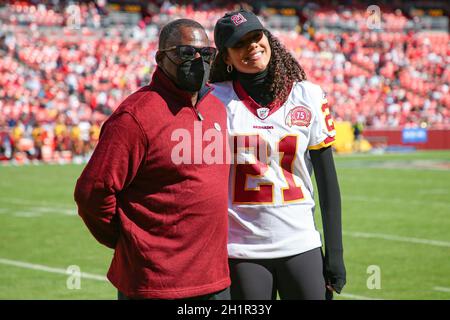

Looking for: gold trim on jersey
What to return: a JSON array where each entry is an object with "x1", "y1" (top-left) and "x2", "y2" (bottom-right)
[
  {"x1": 321, "y1": 101, "x2": 336, "y2": 134},
  {"x1": 308, "y1": 138, "x2": 335, "y2": 150},
  {"x1": 308, "y1": 99, "x2": 336, "y2": 150},
  {"x1": 278, "y1": 134, "x2": 306, "y2": 204},
  {"x1": 232, "y1": 133, "x2": 275, "y2": 205}
]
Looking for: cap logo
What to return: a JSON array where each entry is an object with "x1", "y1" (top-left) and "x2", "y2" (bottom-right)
[{"x1": 231, "y1": 13, "x2": 247, "y2": 26}]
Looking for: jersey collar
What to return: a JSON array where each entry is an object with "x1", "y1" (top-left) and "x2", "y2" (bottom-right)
[{"x1": 232, "y1": 80, "x2": 292, "y2": 120}]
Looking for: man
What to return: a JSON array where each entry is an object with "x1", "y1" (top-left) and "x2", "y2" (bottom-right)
[{"x1": 74, "y1": 19, "x2": 230, "y2": 300}]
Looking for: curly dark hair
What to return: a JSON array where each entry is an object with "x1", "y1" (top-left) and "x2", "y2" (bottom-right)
[{"x1": 209, "y1": 30, "x2": 307, "y2": 105}]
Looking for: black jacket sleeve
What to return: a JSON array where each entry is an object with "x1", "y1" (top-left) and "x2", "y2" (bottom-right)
[{"x1": 310, "y1": 146, "x2": 346, "y2": 293}]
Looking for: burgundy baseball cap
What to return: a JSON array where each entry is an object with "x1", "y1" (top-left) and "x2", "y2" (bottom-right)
[{"x1": 214, "y1": 9, "x2": 265, "y2": 51}]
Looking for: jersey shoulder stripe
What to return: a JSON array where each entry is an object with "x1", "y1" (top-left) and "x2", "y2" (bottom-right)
[
  {"x1": 308, "y1": 137, "x2": 335, "y2": 150},
  {"x1": 292, "y1": 81, "x2": 336, "y2": 149}
]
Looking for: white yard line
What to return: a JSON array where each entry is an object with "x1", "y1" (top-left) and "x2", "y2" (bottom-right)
[
  {"x1": 344, "y1": 231, "x2": 450, "y2": 248},
  {"x1": 417, "y1": 189, "x2": 450, "y2": 195},
  {"x1": 0, "y1": 257, "x2": 383, "y2": 300},
  {"x1": 13, "y1": 211, "x2": 43, "y2": 218},
  {"x1": 3, "y1": 199, "x2": 450, "y2": 248},
  {"x1": 338, "y1": 293, "x2": 383, "y2": 300},
  {"x1": 10, "y1": 208, "x2": 76, "y2": 217},
  {"x1": 0, "y1": 258, "x2": 107, "y2": 281},
  {"x1": 336, "y1": 160, "x2": 450, "y2": 171},
  {"x1": 343, "y1": 195, "x2": 450, "y2": 208},
  {"x1": 433, "y1": 287, "x2": 450, "y2": 293},
  {"x1": 0, "y1": 198, "x2": 73, "y2": 210},
  {"x1": 11, "y1": 207, "x2": 76, "y2": 217},
  {"x1": 0, "y1": 198, "x2": 76, "y2": 216}
]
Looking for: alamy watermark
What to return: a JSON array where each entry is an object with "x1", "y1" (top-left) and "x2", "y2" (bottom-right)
[
  {"x1": 66, "y1": 265, "x2": 81, "y2": 290},
  {"x1": 366, "y1": 5, "x2": 382, "y2": 30},
  {"x1": 65, "y1": 4, "x2": 81, "y2": 30},
  {"x1": 366, "y1": 265, "x2": 382, "y2": 289},
  {"x1": 170, "y1": 121, "x2": 286, "y2": 165}
]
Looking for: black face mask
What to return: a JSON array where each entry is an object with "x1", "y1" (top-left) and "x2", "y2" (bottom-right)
[{"x1": 165, "y1": 54, "x2": 210, "y2": 92}]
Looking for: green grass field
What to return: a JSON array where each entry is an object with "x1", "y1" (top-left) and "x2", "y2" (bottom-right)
[{"x1": 1, "y1": 150, "x2": 449, "y2": 300}]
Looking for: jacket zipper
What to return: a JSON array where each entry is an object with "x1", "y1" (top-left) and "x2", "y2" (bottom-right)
[
  {"x1": 191, "y1": 86, "x2": 212, "y2": 121},
  {"x1": 192, "y1": 105, "x2": 204, "y2": 121}
]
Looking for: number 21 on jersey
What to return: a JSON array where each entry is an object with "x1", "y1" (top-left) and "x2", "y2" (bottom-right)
[{"x1": 232, "y1": 134, "x2": 304, "y2": 205}]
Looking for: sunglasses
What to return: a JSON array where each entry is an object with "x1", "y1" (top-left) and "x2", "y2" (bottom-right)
[
  {"x1": 233, "y1": 30, "x2": 264, "y2": 49},
  {"x1": 160, "y1": 45, "x2": 217, "y2": 62}
]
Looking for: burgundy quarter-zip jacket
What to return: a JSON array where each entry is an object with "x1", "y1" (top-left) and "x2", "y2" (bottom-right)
[{"x1": 74, "y1": 67, "x2": 230, "y2": 299}]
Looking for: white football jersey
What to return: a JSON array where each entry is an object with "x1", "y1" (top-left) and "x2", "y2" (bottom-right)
[{"x1": 212, "y1": 80, "x2": 336, "y2": 259}]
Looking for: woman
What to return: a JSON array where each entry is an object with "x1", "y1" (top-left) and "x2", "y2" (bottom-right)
[{"x1": 210, "y1": 9, "x2": 346, "y2": 300}]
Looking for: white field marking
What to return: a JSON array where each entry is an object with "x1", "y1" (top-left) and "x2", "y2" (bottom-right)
[
  {"x1": 344, "y1": 231, "x2": 450, "y2": 248},
  {"x1": 13, "y1": 211, "x2": 42, "y2": 218},
  {"x1": 4, "y1": 199, "x2": 449, "y2": 248},
  {"x1": 340, "y1": 174, "x2": 449, "y2": 185},
  {"x1": 433, "y1": 287, "x2": 450, "y2": 293},
  {"x1": 418, "y1": 189, "x2": 450, "y2": 195},
  {"x1": 12, "y1": 207, "x2": 76, "y2": 216},
  {"x1": 0, "y1": 198, "x2": 73, "y2": 210},
  {"x1": 0, "y1": 257, "x2": 381, "y2": 300},
  {"x1": 338, "y1": 293, "x2": 383, "y2": 300},
  {"x1": 4, "y1": 200, "x2": 449, "y2": 248},
  {"x1": 343, "y1": 195, "x2": 450, "y2": 208},
  {"x1": 9, "y1": 207, "x2": 76, "y2": 217},
  {"x1": 31, "y1": 207, "x2": 76, "y2": 216},
  {"x1": 0, "y1": 258, "x2": 107, "y2": 281},
  {"x1": 0, "y1": 198, "x2": 77, "y2": 216},
  {"x1": 336, "y1": 160, "x2": 450, "y2": 171},
  {"x1": 48, "y1": 208, "x2": 75, "y2": 215}
]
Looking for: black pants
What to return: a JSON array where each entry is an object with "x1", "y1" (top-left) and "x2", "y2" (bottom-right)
[
  {"x1": 118, "y1": 287, "x2": 230, "y2": 300},
  {"x1": 229, "y1": 247, "x2": 331, "y2": 300}
]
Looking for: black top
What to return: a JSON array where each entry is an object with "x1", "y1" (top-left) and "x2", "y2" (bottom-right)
[{"x1": 236, "y1": 69, "x2": 274, "y2": 108}]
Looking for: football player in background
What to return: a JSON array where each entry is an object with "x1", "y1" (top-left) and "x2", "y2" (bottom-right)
[{"x1": 210, "y1": 9, "x2": 346, "y2": 300}]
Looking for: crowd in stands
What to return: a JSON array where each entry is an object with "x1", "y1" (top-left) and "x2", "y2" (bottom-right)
[{"x1": 0, "y1": 1, "x2": 449, "y2": 163}]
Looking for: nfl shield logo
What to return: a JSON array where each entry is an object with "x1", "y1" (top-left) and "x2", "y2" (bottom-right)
[
  {"x1": 231, "y1": 13, "x2": 247, "y2": 26},
  {"x1": 257, "y1": 108, "x2": 270, "y2": 120}
]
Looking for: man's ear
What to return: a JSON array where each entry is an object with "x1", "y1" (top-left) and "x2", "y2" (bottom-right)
[{"x1": 155, "y1": 50, "x2": 164, "y2": 66}]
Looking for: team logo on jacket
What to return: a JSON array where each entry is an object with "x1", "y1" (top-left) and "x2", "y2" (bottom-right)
[
  {"x1": 285, "y1": 106, "x2": 312, "y2": 127},
  {"x1": 257, "y1": 107, "x2": 270, "y2": 120}
]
